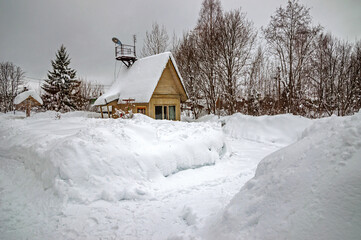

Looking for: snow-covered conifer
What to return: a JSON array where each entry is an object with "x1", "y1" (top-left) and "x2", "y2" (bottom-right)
[{"x1": 42, "y1": 45, "x2": 81, "y2": 112}]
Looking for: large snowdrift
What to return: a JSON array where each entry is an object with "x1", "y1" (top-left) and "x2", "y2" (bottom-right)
[
  {"x1": 0, "y1": 112, "x2": 224, "y2": 203},
  {"x1": 205, "y1": 112, "x2": 361, "y2": 240},
  {"x1": 222, "y1": 113, "x2": 313, "y2": 146},
  {"x1": 197, "y1": 113, "x2": 312, "y2": 146}
]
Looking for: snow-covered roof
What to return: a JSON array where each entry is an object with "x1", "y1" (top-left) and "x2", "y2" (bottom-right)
[
  {"x1": 14, "y1": 90, "x2": 43, "y2": 105},
  {"x1": 94, "y1": 52, "x2": 187, "y2": 106}
]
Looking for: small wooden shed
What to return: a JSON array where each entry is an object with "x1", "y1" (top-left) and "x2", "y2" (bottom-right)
[
  {"x1": 94, "y1": 52, "x2": 188, "y2": 120},
  {"x1": 14, "y1": 90, "x2": 43, "y2": 117}
]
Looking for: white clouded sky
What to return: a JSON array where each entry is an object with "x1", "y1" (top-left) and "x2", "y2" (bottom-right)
[{"x1": 0, "y1": 0, "x2": 360, "y2": 86}]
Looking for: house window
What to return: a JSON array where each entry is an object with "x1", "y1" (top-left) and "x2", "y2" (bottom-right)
[
  {"x1": 155, "y1": 106, "x2": 162, "y2": 119},
  {"x1": 137, "y1": 107, "x2": 146, "y2": 114},
  {"x1": 169, "y1": 106, "x2": 176, "y2": 120},
  {"x1": 155, "y1": 105, "x2": 176, "y2": 120},
  {"x1": 163, "y1": 106, "x2": 168, "y2": 120}
]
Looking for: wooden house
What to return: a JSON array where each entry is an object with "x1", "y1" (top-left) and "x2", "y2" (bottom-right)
[
  {"x1": 14, "y1": 90, "x2": 43, "y2": 117},
  {"x1": 94, "y1": 52, "x2": 188, "y2": 120}
]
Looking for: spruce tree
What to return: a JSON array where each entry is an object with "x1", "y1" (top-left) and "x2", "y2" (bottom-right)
[{"x1": 42, "y1": 45, "x2": 81, "y2": 112}]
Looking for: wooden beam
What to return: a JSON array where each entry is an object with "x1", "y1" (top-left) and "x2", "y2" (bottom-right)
[
  {"x1": 107, "y1": 105, "x2": 110, "y2": 118},
  {"x1": 26, "y1": 99, "x2": 31, "y2": 117},
  {"x1": 100, "y1": 106, "x2": 104, "y2": 118}
]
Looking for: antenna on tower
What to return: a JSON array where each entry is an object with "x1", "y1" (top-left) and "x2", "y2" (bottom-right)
[
  {"x1": 133, "y1": 34, "x2": 137, "y2": 58},
  {"x1": 112, "y1": 36, "x2": 137, "y2": 68}
]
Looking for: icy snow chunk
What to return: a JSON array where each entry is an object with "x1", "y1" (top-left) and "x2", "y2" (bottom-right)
[{"x1": 181, "y1": 206, "x2": 198, "y2": 226}]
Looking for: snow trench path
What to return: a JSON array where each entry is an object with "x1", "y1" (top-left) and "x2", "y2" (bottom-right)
[{"x1": 53, "y1": 137, "x2": 280, "y2": 239}]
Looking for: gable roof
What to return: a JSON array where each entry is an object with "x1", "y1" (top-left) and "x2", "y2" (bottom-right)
[
  {"x1": 14, "y1": 90, "x2": 43, "y2": 105},
  {"x1": 94, "y1": 52, "x2": 187, "y2": 106}
]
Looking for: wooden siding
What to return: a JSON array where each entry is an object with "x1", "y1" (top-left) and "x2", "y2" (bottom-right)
[
  {"x1": 148, "y1": 59, "x2": 184, "y2": 120},
  {"x1": 148, "y1": 95, "x2": 181, "y2": 120},
  {"x1": 167, "y1": 59, "x2": 188, "y2": 102},
  {"x1": 115, "y1": 102, "x2": 149, "y2": 115}
]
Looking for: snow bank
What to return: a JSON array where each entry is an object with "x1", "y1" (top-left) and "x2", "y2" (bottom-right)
[
  {"x1": 222, "y1": 113, "x2": 313, "y2": 146},
  {"x1": 205, "y1": 112, "x2": 361, "y2": 240},
  {"x1": 14, "y1": 90, "x2": 43, "y2": 105},
  {"x1": 0, "y1": 112, "x2": 224, "y2": 203}
]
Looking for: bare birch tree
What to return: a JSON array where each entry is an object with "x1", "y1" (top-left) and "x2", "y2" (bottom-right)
[
  {"x1": 349, "y1": 41, "x2": 361, "y2": 113},
  {"x1": 310, "y1": 33, "x2": 361, "y2": 116},
  {"x1": 218, "y1": 8, "x2": 256, "y2": 115},
  {"x1": 195, "y1": 0, "x2": 223, "y2": 114},
  {"x1": 174, "y1": 32, "x2": 203, "y2": 118},
  {"x1": 263, "y1": 0, "x2": 321, "y2": 113},
  {"x1": 141, "y1": 22, "x2": 169, "y2": 57},
  {"x1": 174, "y1": 0, "x2": 360, "y2": 117},
  {"x1": 0, "y1": 62, "x2": 25, "y2": 113},
  {"x1": 78, "y1": 78, "x2": 104, "y2": 110}
]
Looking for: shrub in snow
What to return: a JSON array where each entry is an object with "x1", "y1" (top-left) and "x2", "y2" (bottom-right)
[
  {"x1": 114, "y1": 108, "x2": 134, "y2": 119},
  {"x1": 54, "y1": 112, "x2": 61, "y2": 120}
]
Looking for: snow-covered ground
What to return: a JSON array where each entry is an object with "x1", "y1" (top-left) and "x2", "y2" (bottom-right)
[
  {"x1": 204, "y1": 112, "x2": 361, "y2": 240},
  {"x1": 0, "y1": 111, "x2": 359, "y2": 239}
]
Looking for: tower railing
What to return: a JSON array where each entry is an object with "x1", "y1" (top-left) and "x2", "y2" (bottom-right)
[{"x1": 115, "y1": 44, "x2": 136, "y2": 59}]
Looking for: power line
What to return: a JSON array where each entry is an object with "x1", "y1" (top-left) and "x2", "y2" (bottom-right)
[{"x1": 24, "y1": 76, "x2": 44, "y2": 81}]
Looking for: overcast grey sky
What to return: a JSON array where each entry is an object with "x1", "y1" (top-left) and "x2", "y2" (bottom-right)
[{"x1": 0, "y1": 0, "x2": 360, "y2": 86}]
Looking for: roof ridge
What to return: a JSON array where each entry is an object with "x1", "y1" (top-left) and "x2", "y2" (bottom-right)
[{"x1": 138, "y1": 51, "x2": 171, "y2": 61}]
